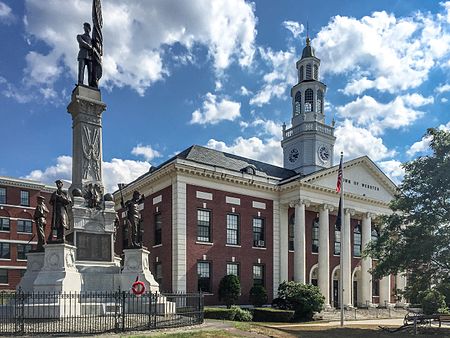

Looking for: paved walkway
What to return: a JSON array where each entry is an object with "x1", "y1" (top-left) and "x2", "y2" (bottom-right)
[{"x1": 269, "y1": 317, "x2": 405, "y2": 328}]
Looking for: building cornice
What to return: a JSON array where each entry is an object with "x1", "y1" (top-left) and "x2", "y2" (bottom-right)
[{"x1": 0, "y1": 176, "x2": 54, "y2": 193}]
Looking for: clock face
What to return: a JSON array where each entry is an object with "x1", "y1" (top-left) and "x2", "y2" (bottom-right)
[
  {"x1": 318, "y1": 145, "x2": 330, "y2": 163},
  {"x1": 289, "y1": 148, "x2": 299, "y2": 163}
]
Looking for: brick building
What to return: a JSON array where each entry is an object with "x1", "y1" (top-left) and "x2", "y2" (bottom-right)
[
  {"x1": 113, "y1": 38, "x2": 407, "y2": 307},
  {"x1": 0, "y1": 176, "x2": 54, "y2": 289}
]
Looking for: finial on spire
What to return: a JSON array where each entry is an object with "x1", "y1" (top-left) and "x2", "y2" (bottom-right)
[{"x1": 306, "y1": 21, "x2": 310, "y2": 46}]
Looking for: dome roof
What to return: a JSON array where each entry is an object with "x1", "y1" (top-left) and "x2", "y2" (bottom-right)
[{"x1": 301, "y1": 37, "x2": 315, "y2": 59}]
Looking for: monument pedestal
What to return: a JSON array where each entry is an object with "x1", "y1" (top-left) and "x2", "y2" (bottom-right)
[
  {"x1": 32, "y1": 243, "x2": 82, "y2": 293},
  {"x1": 121, "y1": 247, "x2": 159, "y2": 292},
  {"x1": 17, "y1": 251, "x2": 45, "y2": 292}
]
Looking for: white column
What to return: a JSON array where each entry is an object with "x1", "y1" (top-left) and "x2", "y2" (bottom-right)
[
  {"x1": 395, "y1": 273, "x2": 407, "y2": 305},
  {"x1": 172, "y1": 177, "x2": 187, "y2": 292},
  {"x1": 342, "y1": 208, "x2": 354, "y2": 307},
  {"x1": 279, "y1": 203, "x2": 289, "y2": 289},
  {"x1": 293, "y1": 200, "x2": 308, "y2": 284},
  {"x1": 361, "y1": 213, "x2": 373, "y2": 307},
  {"x1": 318, "y1": 204, "x2": 331, "y2": 308},
  {"x1": 379, "y1": 275, "x2": 391, "y2": 307}
]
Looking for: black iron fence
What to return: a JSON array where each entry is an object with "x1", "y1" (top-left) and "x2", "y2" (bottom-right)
[{"x1": 0, "y1": 290, "x2": 203, "y2": 335}]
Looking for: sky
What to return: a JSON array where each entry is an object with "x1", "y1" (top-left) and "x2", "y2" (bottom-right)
[{"x1": 1, "y1": 0, "x2": 450, "y2": 192}]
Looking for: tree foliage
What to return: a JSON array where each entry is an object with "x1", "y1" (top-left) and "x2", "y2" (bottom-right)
[
  {"x1": 218, "y1": 274, "x2": 241, "y2": 309},
  {"x1": 249, "y1": 285, "x2": 268, "y2": 307},
  {"x1": 366, "y1": 128, "x2": 450, "y2": 302},
  {"x1": 274, "y1": 281, "x2": 324, "y2": 321}
]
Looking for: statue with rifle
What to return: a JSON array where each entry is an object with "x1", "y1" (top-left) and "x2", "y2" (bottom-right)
[{"x1": 118, "y1": 184, "x2": 145, "y2": 248}]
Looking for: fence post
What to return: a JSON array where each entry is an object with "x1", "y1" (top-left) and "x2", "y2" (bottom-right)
[
  {"x1": 147, "y1": 292, "x2": 152, "y2": 329},
  {"x1": 19, "y1": 288, "x2": 25, "y2": 335},
  {"x1": 121, "y1": 291, "x2": 126, "y2": 332}
]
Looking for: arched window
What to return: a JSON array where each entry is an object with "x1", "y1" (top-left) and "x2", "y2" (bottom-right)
[
  {"x1": 305, "y1": 89, "x2": 313, "y2": 112},
  {"x1": 353, "y1": 223, "x2": 362, "y2": 257},
  {"x1": 317, "y1": 90, "x2": 323, "y2": 114},
  {"x1": 306, "y1": 64, "x2": 312, "y2": 80},
  {"x1": 334, "y1": 223, "x2": 341, "y2": 255},
  {"x1": 294, "y1": 91, "x2": 301, "y2": 116},
  {"x1": 371, "y1": 228, "x2": 379, "y2": 243},
  {"x1": 314, "y1": 64, "x2": 319, "y2": 80},
  {"x1": 299, "y1": 66, "x2": 304, "y2": 81},
  {"x1": 288, "y1": 214, "x2": 294, "y2": 251},
  {"x1": 312, "y1": 218, "x2": 319, "y2": 253}
]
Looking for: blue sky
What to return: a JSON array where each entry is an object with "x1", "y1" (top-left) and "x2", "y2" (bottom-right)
[{"x1": 1, "y1": 0, "x2": 450, "y2": 192}]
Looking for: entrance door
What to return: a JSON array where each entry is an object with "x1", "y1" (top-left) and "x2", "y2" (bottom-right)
[
  {"x1": 333, "y1": 280, "x2": 339, "y2": 308},
  {"x1": 353, "y1": 281, "x2": 358, "y2": 307}
]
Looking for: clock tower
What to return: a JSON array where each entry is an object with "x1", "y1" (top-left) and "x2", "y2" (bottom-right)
[{"x1": 281, "y1": 36, "x2": 336, "y2": 175}]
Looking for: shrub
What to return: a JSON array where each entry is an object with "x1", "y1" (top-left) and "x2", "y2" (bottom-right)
[
  {"x1": 252, "y1": 307, "x2": 295, "y2": 322},
  {"x1": 276, "y1": 281, "x2": 325, "y2": 321},
  {"x1": 419, "y1": 289, "x2": 447, "y2": 315},
  {"x1": 204, "y1": 307, "x2": 235, "y2": 320},
  {"x1": 203, "y1": 306, "x2": 252, "y2": 321},
  {"x1": 249, "y1": 285, "x2": 268, "y2": 307},
  {"x1": 232, "y1": 306, "x2": 253, "y2": 321},
  {"x1": 218, "y1": 274, "x2": 241, "y2": 308}
]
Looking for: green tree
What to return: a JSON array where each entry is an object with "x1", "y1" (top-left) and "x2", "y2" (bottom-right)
[
  {"x1": 218, "y1": 275, "x2": 241, "y2": 308},
  {"x1": 249, "y1": 285, "x2": 268, "y2": 307},
  {"x1": 275, "y1": 281, "x2": 324, "y2": 321},
  {"x1": 366, "y1": 128, "x2": 450, "y2": 302}
]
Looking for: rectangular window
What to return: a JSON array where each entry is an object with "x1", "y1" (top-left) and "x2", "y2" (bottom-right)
[
  {"x1": 0, "y1": 243, "x2": 10, "y2": 259},
  {"x1": 17, "y1": 220, "x2": 33, "y2": 233},
  {"x1": 226, "y1": 263, "x2": 239, "y2": 277},
  {"x1": 20, "y1": 191, "x2": 29, "y2": 207},
  {"x1": 253, "y1": 264, "x2": 265, "y2": 287},
  {"x1": 373, "y1": 280, "x2": 380, "y2": 297},
  {"x1": 0, "y1": 218, "x2": 10, "y2": 232},
  {"x1": 17, "y1": 244, "x2": 32, "y2": 260},
  {"x1": 197, "y1": 261, "x2": 211, "y2": 292},
  {"x1": 155, "y1": 262, "x2": 163, "y2": 287},
  {"x1": 354, "y1": 227, "x2": 362, "y2": 257},
  {"x1": 0, "y1": 270, "x2": 7, "y2": 284},
  {"x1": 253, "y1": 218, "x2": 265, "y2": 247},
  {"x1": 288, "y1": 221, "x2": 294, "y2": 251},
  {"x1": 226, "y1": 214, "x2": 239, "y2": 245},
  {"x1": 312, "y1": 219, "x2": 319, "y2": 253},
  {"x1": 0, "y1": 188, "x2": 6, "y2": 204},
  {"x1": 334, "y1": 228, "x2": 341, "y2": 255},
  {"x1": 154, "y1": 213, "x2": 162, "y2": 245},
  {"x1": 197, "y1": 209, "x2": 211, "y2": 242}
]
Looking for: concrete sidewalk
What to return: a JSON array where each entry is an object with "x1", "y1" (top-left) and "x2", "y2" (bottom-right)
[{"x1": 269, "y1": 317, "x2": 405, "y2": 328}]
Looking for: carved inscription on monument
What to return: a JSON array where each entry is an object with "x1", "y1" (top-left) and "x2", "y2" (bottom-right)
[
  {"x1": 82, "y1": 125, "x2": 101, "y2": 181},
  {"x1": 76, "y1": 232, "x2": 111, "y2": 261}
]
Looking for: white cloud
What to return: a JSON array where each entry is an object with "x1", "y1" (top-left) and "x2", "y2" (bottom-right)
[
  {"x1": 240, "y1": 86, "x2": 252, "y2": 96},
  {"x1": 336, "y1": 94, "x2": 432, "y2": 135},
  {"x1": 436, "y1": 83, "x2": 450, "y2": 93},
  {"x1": 442, "y1": 98, "x2": 449, "y2": 103},
  {"x1": 206, "y1": 137, "x2": 282, "y2": 166},
  {"x1": 283, "y1": 21, "x2": 304, "y2": 38},
  {"x1": 131, "y1": 144, "x2": 162, "y2": 162},
  {"x1": 190, "y1": 92, "x2": 241, "y2": 125},
  {"x1": 25, "y1": 155, "x2": 151, "y2": 193},
  {"x1": 250, "y1": 47, "x2": 296, "y2": 106},
  {"x1": 378, "y1": 160, "x2": 404, "y2": 184},
  {"x1": 251, "y1": 119, "x2": 282, "y2": 138},
  {"x1": 0, "y1": 2, "x2": 13, "y2": 22},
  {"x1": 24, "y1": 0, "x2": 256, "y2": 96},
  {"x1": 314, "y1": 10, "x2": 450, "y2": 95},
  {"x1": 334, "y1": 120, "x2": 396, "y2": 161}
]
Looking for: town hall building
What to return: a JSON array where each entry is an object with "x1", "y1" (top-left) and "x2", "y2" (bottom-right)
[{"x1": 114, "y1": 37, "x2": 406, "y2": 307}]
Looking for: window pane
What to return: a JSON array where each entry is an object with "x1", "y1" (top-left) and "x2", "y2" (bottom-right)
[
  {"x1": 17, "y1": 244, "x2": 32, "y2": 260},
  {"x1": 299, "y1": 66, "x2": 304, "y2": 81},
  {"x1": 334, "y1": 228, "x2": 341, "y2": 255},
  {"x1": 305, "y1": 89, "x2": 313, "y2": 112},
  {"x1": 0, "y1": 243, "x2": 10, "y2": 259},
  {"x1": 154, "y1": 213, "x2": 162, "y2": 245},
  {"x1": 20, "y1": 191, "x2": 29, "y2": 206},
  {"x1": 312, "y1": 218, "x2": 319, "y2": 253},
  {"x1": 226, "y1": 214, "x2": 239, "y2": 245},
  {"x1": 197, "y1": 210, "x2": 211, "y2": 242},
  {"x1": 253, "y1": 265, "x2": 264, "y2": 287},
  {"x1": 197, "y1": 261, "x2": 211, "y2": 292},
  {"x1": 155, "y1": 262, "x2": 163, "y2": 287},
  {"x1": 17, "y1": 220, "x2": 32, "y2": 233},
  {"x1": 0, "y1": 188, "x2": 6, "y2": 204},
  {"x1": 306, "y1": 64, "x2": 312, "y2": 79},
  {"x1": 314, "y1": 64, "x2": 318, "y2": 79},
  {"x1": 354, "y1": 224, "x2": 362, "y2": 257},
  {"x1": 0, "y1": 218, "x2": 9, "y2": 232},
  {"x1": 294, "y1": 92, "x2": 301, "y2": 116},
  {"x1": 227, "y1": 263, "x2": 239, "y2": 277},
  {"x1": 288, "y1": 214, "x2": 294, "y2": 251},
  {"x1": 253, "y1": 218, "x2": 265, "y2": 247},
  {"x1": 0, "y1": 270, "x2": 7, "y2": 284}
]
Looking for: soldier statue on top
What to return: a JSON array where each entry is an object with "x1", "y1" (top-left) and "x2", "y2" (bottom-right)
[
  {"x1": 77, "y1": 0, "x2": 103, "y2": 88},
  {"x1": 118, "y1": 185, "x2": 145, "y2": 248},
  {"x1": 49, "y1": 180, "x2": 71, "y2": 243}
]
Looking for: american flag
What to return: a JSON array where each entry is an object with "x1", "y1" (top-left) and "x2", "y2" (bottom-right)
[{"x1": 336, "y1": 154, "x2": 343, "y2": 193}]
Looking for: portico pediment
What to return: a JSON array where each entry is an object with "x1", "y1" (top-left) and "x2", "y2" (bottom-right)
[{"x1": 300, "y1": 156, "x2": 397, "y2": 203}]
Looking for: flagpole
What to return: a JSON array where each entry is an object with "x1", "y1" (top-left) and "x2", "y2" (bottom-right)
[{"x1": 339, "y1": 152, "x2": 344, "y2": 327}]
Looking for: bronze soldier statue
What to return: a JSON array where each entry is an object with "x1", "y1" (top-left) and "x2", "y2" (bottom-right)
[
  {"x1": 120, "y1": 189, "x2": 144, "y2": 248},
  {"x1": 33, "y1": 196, "x2": 49, "y2": 251},
  {"x1": 77, "y1": 22, "x2": 93, "y2": 86},
  {"x1": 49, "y1": 180, "x2": 71, "y2": 243}
]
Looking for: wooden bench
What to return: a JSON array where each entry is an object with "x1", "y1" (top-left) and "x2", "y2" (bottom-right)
[{"x1": 438, "y1": 314, "x2": 450, "y2": 327}]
